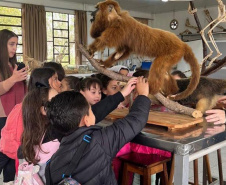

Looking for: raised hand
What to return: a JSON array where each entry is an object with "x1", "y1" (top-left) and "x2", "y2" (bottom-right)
[
  {"x1": 136, "y1": 76, "x2": 149, "y2": 97},
  {"x1": 120, "y1": 77, "x2": 137, "y2": 98},
  {"x1": 11, "y1": 65, "x2": 28, "y2": 83}
]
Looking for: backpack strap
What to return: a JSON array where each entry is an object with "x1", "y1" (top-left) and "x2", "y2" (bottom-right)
[
  {"x1": 45, "y1": 160, "x2": 53, "y2": 185},
  {"x1": 63, "y1": 134, "x2": 92, "y2": 177},
  {"x1": 45, "y1": 134, "x2": 92, "y2": 184}
]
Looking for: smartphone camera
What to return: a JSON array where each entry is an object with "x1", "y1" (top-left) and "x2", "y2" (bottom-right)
[{"x1": 16, "y1": 62, "x2": 25, "y2": 71}]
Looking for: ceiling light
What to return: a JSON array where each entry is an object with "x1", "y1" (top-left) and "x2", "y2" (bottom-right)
[{"x1": 162, "y1": 0, "x2": 168, "y2": 2}]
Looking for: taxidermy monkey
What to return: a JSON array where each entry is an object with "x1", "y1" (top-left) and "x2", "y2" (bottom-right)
[
  {"x1": 88, "y1": 0, "x2": 200, "y2": 101},
  {"x1": 162, "y1": 76, "x2": 226, "y2": 113}
]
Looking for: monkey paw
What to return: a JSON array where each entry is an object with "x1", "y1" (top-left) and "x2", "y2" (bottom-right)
[
  {"x1": 87, "y1": 48, "x2": 95, "y2": 58},
  {"x1": 114, "y1": 51, "x2": 124, "y2": 60},
  {"x1": 96, "y1": 59, "x2": 104, "y2": 65},
  {"x1": 168, "y1": 94, "x2": 177, "y2": 100}
]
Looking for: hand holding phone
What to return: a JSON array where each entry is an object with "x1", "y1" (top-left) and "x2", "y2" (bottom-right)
[
  {"x1": 11, "y1": 63, "x2": 28, "y2": 82},
  {"x1": 16, "y1": 62, "x2": 26, "y2": 71}
]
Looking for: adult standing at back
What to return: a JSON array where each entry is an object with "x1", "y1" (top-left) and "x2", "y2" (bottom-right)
[{"x1": 0, "y1": 29, "x2": 28, "y2": 184}]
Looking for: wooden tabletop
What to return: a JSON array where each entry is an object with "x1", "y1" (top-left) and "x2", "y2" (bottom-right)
[{"x1": 107, "y1": 108, "x2": 204, "y2": 130}]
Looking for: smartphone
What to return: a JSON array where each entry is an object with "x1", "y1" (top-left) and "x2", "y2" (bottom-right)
[{"x1": 16, "y1": 62, "x2": 25, "y2": 71}]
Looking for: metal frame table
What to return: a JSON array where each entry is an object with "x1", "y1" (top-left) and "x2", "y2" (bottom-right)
[{"x1": 99, "y1": 120, "x2": 226, "y2": 185}]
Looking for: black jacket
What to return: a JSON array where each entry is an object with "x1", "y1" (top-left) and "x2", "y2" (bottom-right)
[
  {"x1": 92, "y1": 91, "x2": 124, "y2": 124},
  {"x1": 46, "y1": 95, "x2": 151, "y2": 185},
  {"x1": 18, "y1": 92, "x2": 125, "y2": 159}
]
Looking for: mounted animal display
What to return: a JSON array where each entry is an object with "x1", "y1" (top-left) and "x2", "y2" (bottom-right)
[
  {"x1": 162, "y1": 76, "x2": 226, "y2": 113},
  {"x1": 88, "y1": 0, "x2": 200, "y2": 101}
]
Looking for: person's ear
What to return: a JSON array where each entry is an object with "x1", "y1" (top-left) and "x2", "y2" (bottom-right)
[
  {"x1": 48, "y1": 77, "x2": 54, "y2": 89},
  {"x1": 40, "y1": 106, "x2": 46, "y2": 116},
  {"x1": 83, "y1": 115, "x2": 91, "y2": 127},
  {"x1": 102, "y1": 88, "x2": 107, "y2": 95}
]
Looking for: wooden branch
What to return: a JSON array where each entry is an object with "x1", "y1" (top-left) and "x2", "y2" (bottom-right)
[
  {"x1": 201, "y1": 56, "x2": 226, "y2": 76},
  {"x1": 154, "y1": 93, "x2": 203, "y2": 118},
  {"x1": 189, "y1": 1, "x2": 207, "y2": 73},
  {"x1": 78, "y1": 44, "x2": 203, "y2": 118},
  {"x1": 78, "y1": 44, "x2": 130, "y2": 82}
]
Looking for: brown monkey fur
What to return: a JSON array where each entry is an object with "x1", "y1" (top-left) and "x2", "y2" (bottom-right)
[
  {"x1": 133, "y1": 70, "x2": 226, "y2": 113},
  {"x1": 162, "y1": 76, "x2": 226, "y2": 113},
  {"x1": 88, "y1": 0, "x2": 200, "y2": 101}
]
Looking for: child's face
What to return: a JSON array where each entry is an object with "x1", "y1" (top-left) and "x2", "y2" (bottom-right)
[
  {"x1": 61, "y1": 78, "x2": 70, "y2": 92},
  {"x1": 103, "y1": 80, "x2": 121, "y2": 96},
  {"x1": 49, "y1": 73, "x2": 62, "y2": 93},
  {"x1": 119, "y1": 69, "x2": 129, "y2": 76},
  {"x1": 80, "y1": 85, "x2": 101, "y2": 105},
  {"x1": 7, "y1": 37, "x2": 18, "y2": 58}
]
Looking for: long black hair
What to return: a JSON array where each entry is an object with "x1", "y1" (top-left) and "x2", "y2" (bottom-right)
[{"x1": 22, "y1": 67, "x2": 56, "y2": 164}]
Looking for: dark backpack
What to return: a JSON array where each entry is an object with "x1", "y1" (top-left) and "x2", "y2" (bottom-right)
[{"x1": 45, "y1": 135, "x2": 92, "y2": 185}]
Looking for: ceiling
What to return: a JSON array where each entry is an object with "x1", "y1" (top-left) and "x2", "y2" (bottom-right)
[{"x1": 56, "y1": 0, "x2": 219, "y2": 14}]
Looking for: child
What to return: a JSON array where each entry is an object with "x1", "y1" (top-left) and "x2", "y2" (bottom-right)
[
  {"x1": 0, "y1": 29, "x2": 28, "y2": 184},
  {"x1": 61, "y1": 76, "x2": 80, "y2": 92},
  {"x1": 80, "y1": 77, "x2": 102, "y2": 105},
  {"x1": 20, "y1": 73, "x2": 135, "y2": 183},
  {"x1": 19, "y1": 68, "x2": 61, "y2": 182},
  {"x1": 95, "y1": 73, "x2": 128, "y2": 108},
  {"x1": 90, "y1": 76, "x2": 138, "y2": 124},
  {"x1": 0, "y1": 68, "x2": 60, "y2": 184},
  {"x1": 171, "y1": 70, "x2": 187, "y2": 79},
  {"x1": 96, "y1": 74, "x2": 121, "y2": 97},
  {"x1": 109, "y1": 65, "x2": 129, "y2": 76},
  {"x1": 43, "y1": 62, "x2": 65, "y2": 81},
  {"x1": 45, "y1": 77, "x2": 150, "y2": 184}
]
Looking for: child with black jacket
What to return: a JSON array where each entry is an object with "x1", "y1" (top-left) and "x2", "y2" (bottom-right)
[{"x1": 45, "y1": 77, "x2": 151, "y2": 185}]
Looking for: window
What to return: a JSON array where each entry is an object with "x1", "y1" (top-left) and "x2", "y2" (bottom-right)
[
  {"x1": 0, "y1": 6, "x2": 23, "y2": 62},
  {"x1": 46, "y1": 12, "x2": 75, "y2": 66}
]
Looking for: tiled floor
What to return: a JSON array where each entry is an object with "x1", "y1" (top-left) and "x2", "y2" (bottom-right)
[{"x1": 1, "y1": 147, "x2": 226, "y2": 184}]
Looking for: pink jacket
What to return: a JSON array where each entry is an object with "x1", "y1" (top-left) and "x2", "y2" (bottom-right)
[{"x1": 0, "y1": 103, "x2": 23, "y2": 159}]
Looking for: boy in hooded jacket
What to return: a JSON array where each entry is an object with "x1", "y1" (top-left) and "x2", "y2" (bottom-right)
[{"x1": 45, "y1": 77, "x2": 150, "y2": 185}]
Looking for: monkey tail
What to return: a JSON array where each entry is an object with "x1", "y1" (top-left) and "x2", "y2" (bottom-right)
[{"x1": 173, "y1": 45, "x2": 200, "y2": 100}]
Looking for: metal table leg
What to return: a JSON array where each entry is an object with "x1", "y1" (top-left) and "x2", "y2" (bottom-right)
[{"x1": 174, "y1": 144, "x2": 192, "y2": 185}]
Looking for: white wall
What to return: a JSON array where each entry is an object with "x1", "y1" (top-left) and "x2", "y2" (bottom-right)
[
  {"x1": 153, "y1": 6, "x2": 226, "y2": 79},
  {"x1": 152, "y1": 6, "x2": 223, "y2": 34},
  {"x1": 1, "y1": 0, "x2": 225, "y2": 78}
]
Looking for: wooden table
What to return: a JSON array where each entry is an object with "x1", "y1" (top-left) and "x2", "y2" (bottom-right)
[{"x1": 108, "y1": 108, "x2": 204, "y2": 130}]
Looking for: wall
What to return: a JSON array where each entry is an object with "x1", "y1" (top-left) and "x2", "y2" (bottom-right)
[
  {"x1": 153, "y1": 6, "x2": 226, "y2": 79},
  {"x1": 1, "y1": 0, "x2": 225, "y2": 78},
  {"x1": 152, "y1": 6, "x2": 222, "y2": 34}
]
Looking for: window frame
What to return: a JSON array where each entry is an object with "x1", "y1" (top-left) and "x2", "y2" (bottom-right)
[
  {"x1": 0, "y1": 6, "x2": 23, "y2": 58},
  {"x1": 46, "y1": 11, "x2": 75, "y2": 64}
]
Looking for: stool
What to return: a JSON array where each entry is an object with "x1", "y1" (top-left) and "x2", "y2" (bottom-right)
[
  {"x1": 119, "y1": 152, "x2": 171, "y2": 185},
  {"x1": 189, "y1": 155, "x2": 212, "y2": 185},
  {"x1": 190, "y1": 150, "x2": 224, "y2": 185}
]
